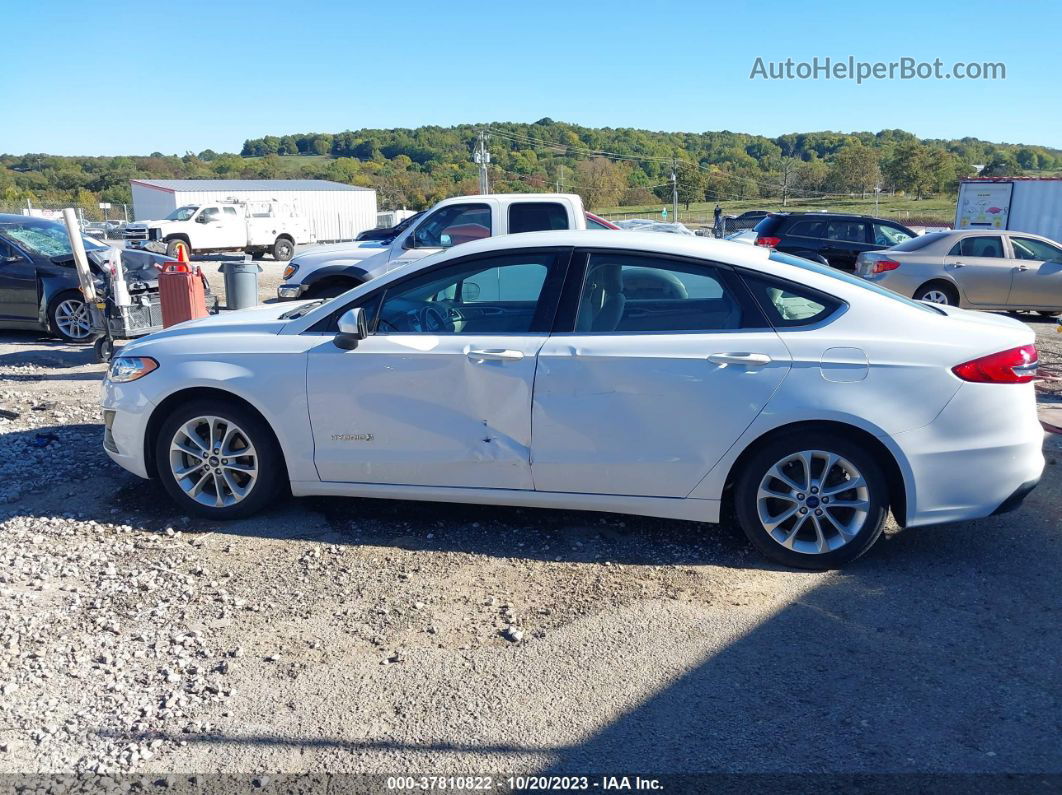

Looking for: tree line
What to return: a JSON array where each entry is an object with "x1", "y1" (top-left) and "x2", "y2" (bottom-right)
[{"x1": 2, "y1": 119, "x2": 1058, "y2": 218}]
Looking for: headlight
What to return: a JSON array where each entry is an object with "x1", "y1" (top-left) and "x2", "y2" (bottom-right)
[
  {"x1": 282, "y1": 262, "x2": 299, "y2": 280},
  {"x1": 108, "y1": 356, "x2": 158, "y2": 382}
]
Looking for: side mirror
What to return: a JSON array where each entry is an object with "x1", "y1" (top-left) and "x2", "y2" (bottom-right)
[{"x1": 334, "y1": 307, "x2": 369, "y2": 350}]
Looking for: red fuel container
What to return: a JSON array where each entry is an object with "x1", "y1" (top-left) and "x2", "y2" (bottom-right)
[{"x1": 159, "y1": 263, "x2": 208, "y2": 328}]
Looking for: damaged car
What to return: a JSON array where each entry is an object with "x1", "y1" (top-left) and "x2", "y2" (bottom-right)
[{"x1": 0, "y1": 214, "x2": 173, "y2": 343}]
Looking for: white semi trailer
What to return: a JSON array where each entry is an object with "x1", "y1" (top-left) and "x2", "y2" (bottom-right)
[{"x1": 956, "y1": 177, "x2": 1062, "y2": 243}]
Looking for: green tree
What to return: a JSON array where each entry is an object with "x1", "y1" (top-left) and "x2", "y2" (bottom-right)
[{"x1": 574, "y1": 157, "x2": 628, "y2": 209}]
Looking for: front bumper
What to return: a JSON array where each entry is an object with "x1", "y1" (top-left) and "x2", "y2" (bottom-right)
[
  {"x1": 101, "y1": 379, "x2": 154, "y2": 479},
  {"x1": 277, "y1": 283, "x2": 308, "y2": 301}
]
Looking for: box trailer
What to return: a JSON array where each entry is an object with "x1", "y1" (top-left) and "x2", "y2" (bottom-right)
[
  {"x1": 956, "y1": 177, "x2": 1062, "y2": 243},
  {"x1": 129, "y1": 179, "x2": 377, "y2": 244}
]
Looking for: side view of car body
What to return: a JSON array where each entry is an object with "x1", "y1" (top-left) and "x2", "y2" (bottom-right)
[
  {"x1": 753, "y1": 212, "x2": 918, "y2": 271},
  {"x1": 102, "y1": 231, "x2": 1043, "y2": 569},
  {"x1": 857, "y1": 229, "x2": 1062, "y2": 311}
]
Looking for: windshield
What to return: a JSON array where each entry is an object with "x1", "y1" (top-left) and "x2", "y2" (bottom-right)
[
  {"x1": 768, "y1": 251, "x2": 940, "y2": 314},
  {"x1": 0, "y1": 220, "x2": 105, "y2": 257},
  {"x1": 165, "y1": 205, "x2": 199, "y2": 221}
]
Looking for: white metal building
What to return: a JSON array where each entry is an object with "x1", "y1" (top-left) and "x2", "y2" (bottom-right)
[{"x1": 129, "y1": 179, "x2": 377, "y2": 242}]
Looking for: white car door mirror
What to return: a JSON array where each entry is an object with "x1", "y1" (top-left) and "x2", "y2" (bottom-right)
[{"x1": 335, "y1": 307, "x2": 369, "y2": 350}]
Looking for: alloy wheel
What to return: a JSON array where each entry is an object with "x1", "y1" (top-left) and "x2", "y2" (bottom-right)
[
  {"x1": 55, "y1": 298, "x2": 92, "y2": 340},
  {"x1": 756, "y1": 449, "x2": 870, "y2": 555},
  {"x1": 169, "y1": 416, "x2": 259, "y2": 508},
  {"x1": 921, "y1": 289, "x2": 951, "y2": 304}
]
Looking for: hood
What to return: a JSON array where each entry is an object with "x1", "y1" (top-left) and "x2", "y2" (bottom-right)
[
  {"x1": 292, "y1": 241, "x2": 387, "y2": 267},
  {"x1": 122, "y1": 302, "x2": 299, "y2": 351},
  {"x1": 359, "y1": 247, "x2": 438, "y2": 281}
]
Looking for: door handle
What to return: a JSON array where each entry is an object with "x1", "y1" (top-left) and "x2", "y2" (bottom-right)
[
  {"x1": 949, "y1": 261, "x2": 966, "y2": 268},
  {"x1": 466, "y1": 348, "x2": 524, "y2": 362},
  {"x1": 708, "y1": 352, "x2": 772, "y2": 366},
  {"x1": 1015, "y1": 264, "x2": 1030, "y2": 271}
]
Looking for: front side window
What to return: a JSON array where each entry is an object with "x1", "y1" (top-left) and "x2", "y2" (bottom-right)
[
  {"x1": 508, "y1": 202, "x2": 568, "y2": 234},
  {"x1": 873, "y1": 223, "x2": 914, "y2": 246},
  {"x1": 1010, "y1": 236, "x2": 1062, "y2": 261},
  {"x1": 376, "y1": 252, "x2": 559, "y2": 334},
  {"x1": 412, "y1": 204, "x2": 491, "y2": 248},
  {"x1": 826, "y1": 221, "x2": 867, "y2": 243},
  {"x1": 950, "y1": 236, "x2": 1004, "y2": 258},
  {"x1": 198, "y1": 207, "x2": 221, "y2": 223},
  {"x1": 574, "y1": 254, "x2": 754, "y2": 333}
]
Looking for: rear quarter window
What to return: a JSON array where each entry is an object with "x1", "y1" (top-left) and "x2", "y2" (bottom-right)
[{"x1": 753, "y1": 215, "x2": 784, "y2": 235}]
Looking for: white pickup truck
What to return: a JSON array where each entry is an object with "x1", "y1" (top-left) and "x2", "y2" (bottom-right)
[
  {"x1": 277, "y1": 193, "x2": 608, "y2": 300},
  {"x1": 124, "y1": 200, "x2": 313, "y2": 261}
]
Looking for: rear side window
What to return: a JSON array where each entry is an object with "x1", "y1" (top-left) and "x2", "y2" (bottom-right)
[
  {"x1": 826, "y1": 220, "x2": 867, "y2": 243},
  {"x1": 787, "y1": 220, "x2": 826, "y2": 238},
  {"x1": 741, "y1": 273, "x2": 841, "y2": 327},
  {"x1": 509, "y1": 202, "x2": 569, "y2": 234},
  {"x1": 753, "y1": 215, "x2": 783, "y2": 235},
  {"x1": 1010, "y1": 236, "x2": 1062, "y2": 261},
  {"x1": 949, "y1": 236, "x2": 1004, "y2": 258},
  {"x1": 222, "y1": 207, "x2": 238, "y2": 217}
]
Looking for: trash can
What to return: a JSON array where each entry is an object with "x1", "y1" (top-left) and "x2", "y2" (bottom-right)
[{"x1": 218, "y1": 261, "x2": 262, "y2": 310}]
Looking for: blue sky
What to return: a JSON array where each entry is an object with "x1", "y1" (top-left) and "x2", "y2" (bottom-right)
[{"x1": 4, "y1": 0, "x2": 1060, "y2": 155}]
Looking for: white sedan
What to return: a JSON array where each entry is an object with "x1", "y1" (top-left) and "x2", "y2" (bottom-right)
[{"x1": 101, "y1": 231, "x2": 1044, "y2": 568}]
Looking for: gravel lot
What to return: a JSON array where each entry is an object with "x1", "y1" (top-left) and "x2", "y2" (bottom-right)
[{"x1": 0, "y1": 306, "x2": 1058, "y2": 781}]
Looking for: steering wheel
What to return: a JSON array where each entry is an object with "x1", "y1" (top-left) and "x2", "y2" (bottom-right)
[{"x1": 418, "y1": 305, "x2": 453, "y2": 333}]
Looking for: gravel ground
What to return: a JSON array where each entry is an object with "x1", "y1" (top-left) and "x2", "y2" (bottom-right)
[{"x1": 0, "y1": 312, "x2": 1058, "y2": 781}]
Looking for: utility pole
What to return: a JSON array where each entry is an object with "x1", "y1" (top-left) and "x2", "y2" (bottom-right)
[
  {"x1": 670, "y1": 165, "x2": 679, "y2": 223},
  {"x1": 780, "y1": 157, "x2": 795, "y2": 207},
  {"x1": 556, "y1": 164, "x2": 565, "y2": 193},
  {"x1": 474, "y1": 131, "x2": 491, "y2": 195}
]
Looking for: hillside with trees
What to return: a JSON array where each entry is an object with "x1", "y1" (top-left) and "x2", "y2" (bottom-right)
[{"x1": 2, "y1": 119, "x2": 1059, "y2": 219}]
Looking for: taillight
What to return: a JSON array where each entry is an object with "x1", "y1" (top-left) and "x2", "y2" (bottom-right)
[
  {"x1": 755, "y1": 236, "x2": 781, "y2": 248},
  {"x1": 952, "y1": 344, "x2": 1038, "y2": 384},
  {"x1": 872, "y1": 259, "x2": 900, "y2": 274}
]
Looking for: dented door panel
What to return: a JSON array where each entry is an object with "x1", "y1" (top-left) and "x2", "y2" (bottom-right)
[{"x1": 306, "y1": 333, "x2": 545, "y2": 488}]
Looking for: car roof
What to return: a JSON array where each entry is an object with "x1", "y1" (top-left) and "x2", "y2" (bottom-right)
[{"x1": 770, "y1": 212, "x2": 902, "y2": 222}]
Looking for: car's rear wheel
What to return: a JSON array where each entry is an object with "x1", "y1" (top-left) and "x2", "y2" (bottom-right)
[
  {"x1": 734, "y1": 432, "x2": 889, "y2": 569},
  {"x1": 273, "y1": 237, "x2": 294, "y2": 261},
  {"x1": 914, "y1": 281, "x2": 958, "y2": 305},
  {"x1": 48, "y1": 291, "x2": 94, "y2": 343},
  {"x1": 154, "y1": 400, "x2": 282, "y2": 519}
]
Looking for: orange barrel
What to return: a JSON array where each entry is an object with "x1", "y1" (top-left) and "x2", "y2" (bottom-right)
[{"x1": 159, "y1": 262, "x2": 208, "y2": 328}]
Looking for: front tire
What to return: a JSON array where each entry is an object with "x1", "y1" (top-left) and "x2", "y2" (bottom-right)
[
  {"x1": 165, "y1": 239, "x2": 191, "y2": 259},
  {"x1": 48, "y1": 291, "x2": 94, "y2": 343},
  {"x1": 734, "y1": 431, "x2": 889, "y2": 569},
  {"x1": 154, "y1": 400, "x2": 283, "y2": 519}
]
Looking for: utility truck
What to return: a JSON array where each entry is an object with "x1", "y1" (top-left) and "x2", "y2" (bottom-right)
[{"x1": 124, "y1": 199, "x2": 313, "y2": 261}]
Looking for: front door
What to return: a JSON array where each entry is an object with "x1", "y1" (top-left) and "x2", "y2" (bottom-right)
[
  {"x1": 531, "y1": 251, "x2": 792, "y2": 498},
  {"x1": 943, "y1": 235, "x2": 1014, "y2": 305},
  {"x1": 193, "y1": 206, "x2": 243, "y2": 249},
  {"x1": 307, "y1": 248, "x2": 569, "y2": 488},
  {"x1": 1006, "y1": 235, "x2": 1062, "y2": 310},
  {"x1": 0, "y1": 239, "x2": 40, "y2": 323}
]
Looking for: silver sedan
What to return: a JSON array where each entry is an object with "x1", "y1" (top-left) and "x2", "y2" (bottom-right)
[{"x1": 856, "y1": 230, "x2": 1062, "y2": 313}]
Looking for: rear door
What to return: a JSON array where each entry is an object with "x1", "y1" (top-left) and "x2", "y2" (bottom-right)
[
  {"x1": 820, "y1": 219, "x2": 872, "y2": 271},
  {"x1": 943, "y1": 235, "x2": 1013, "y2": 305},
  {"x1": 1005, "y1": 235, "x2": 1062, "y2": 309},
  {"x1": 0, "y1": 238, "x2": 39, "y2": 323},
  {"x1": 531, "y1": 250, "x2": 792, "y2": 498}
]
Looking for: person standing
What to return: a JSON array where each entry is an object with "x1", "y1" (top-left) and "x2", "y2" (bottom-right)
[{"x1": 713, "y1": 204, "x2": 723, "y2": 238}]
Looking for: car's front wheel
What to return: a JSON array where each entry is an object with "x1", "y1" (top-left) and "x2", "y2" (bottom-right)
[
  {"x1": 48, "y1": 291, "x2": 95, "y2": 343},
  {"x1": 734, "y1": 432, "x2": 889, "y2": 569},
  {"x1": 154, "y1": 400, "x2": 283, "y2": 519}
]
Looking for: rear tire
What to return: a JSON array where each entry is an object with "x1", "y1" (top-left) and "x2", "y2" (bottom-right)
[
  {"x1": 273, "y1": 238, "x2": 294, "y2": 261},
  {"x1": 154, "y1": 399, "x2": 283, "y2": 520},
  {"x1": 914, "y1": 281, "x2": 958, "y2": 305},
  {"x1": 734, "y1": 431, "x2": 889, "y2": 569}
]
